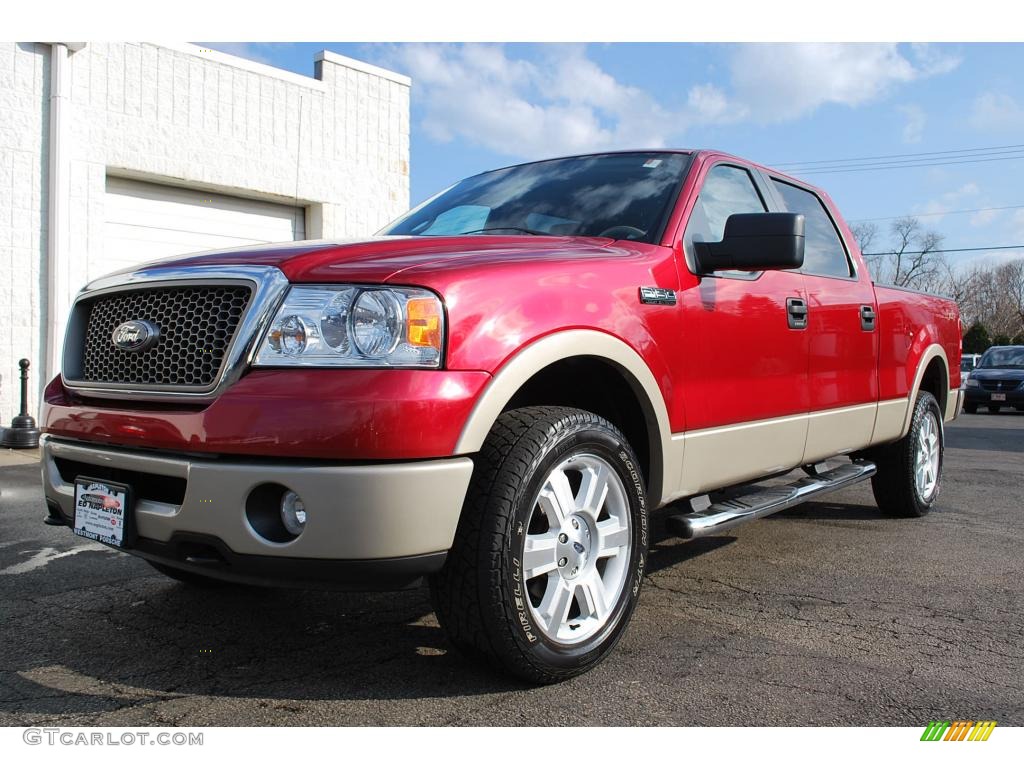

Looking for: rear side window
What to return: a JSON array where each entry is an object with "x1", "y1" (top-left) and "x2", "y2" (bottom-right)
[{"x1": 771, "y1": 180, "x2": 853, "y2": 278}]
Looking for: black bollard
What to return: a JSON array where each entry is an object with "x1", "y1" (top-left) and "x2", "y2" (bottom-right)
[{"x1": 2, "y1": 359, "x2": 41, "y2": 449}]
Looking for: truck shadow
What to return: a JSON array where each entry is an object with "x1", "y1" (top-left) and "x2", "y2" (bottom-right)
[
  {"x1": 768, "y1": 500, "x2": 888, "y2": 521},
  {"x1": 0, "y1": 575, "x2": 532, "y2": 719},
  {"x1": 3, "y1": 503, "x2": 859, "y2": 722},
  {"x1": 4, "y1": 532, "x2": 749, "y2": 721}
]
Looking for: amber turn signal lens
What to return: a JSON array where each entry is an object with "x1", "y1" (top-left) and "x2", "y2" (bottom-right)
[{"x1": 406, "y1": 298, "x2": 442, "y2": 348}]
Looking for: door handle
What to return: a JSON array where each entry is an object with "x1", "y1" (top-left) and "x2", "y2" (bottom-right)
[
  {"x1": 786, "y1": 297, "x2": 808, "y2": 330},
  {"x1": 860, "y1": 305, "x2": 876, "y2": 331}
]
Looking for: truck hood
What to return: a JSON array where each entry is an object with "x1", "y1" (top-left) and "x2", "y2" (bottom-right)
[
  {"x1": 150, "y1": 235, "x2": 625, "y2": 284},
  {"x1": 971, "y1": 368, "x2": 1024, "y2": 383}
]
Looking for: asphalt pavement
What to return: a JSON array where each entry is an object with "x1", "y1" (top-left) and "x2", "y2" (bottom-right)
[{"x1": 1, "y1": 412, "x2": 1021, "y2": 726}]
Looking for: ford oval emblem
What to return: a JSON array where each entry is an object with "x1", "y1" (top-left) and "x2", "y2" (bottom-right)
[{"x1": 111, "y1": 320, "x2": 160, "y2": 352}]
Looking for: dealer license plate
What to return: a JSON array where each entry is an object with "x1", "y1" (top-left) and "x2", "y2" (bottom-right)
[
  {"x1": 74, "y1": 477, "x2": 132, "y2": 547},
  {"x1": 992, "y1": 393, "x2": 1007, "y2": 402}
]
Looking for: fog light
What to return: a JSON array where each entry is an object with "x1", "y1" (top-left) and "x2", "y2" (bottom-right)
[{"x1": 280, "y1": 490, "x2": 306, "y2": 536}]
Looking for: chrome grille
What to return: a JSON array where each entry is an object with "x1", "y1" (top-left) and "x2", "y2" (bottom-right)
[
  {"x1": 78, "y1": 285, "x2": 252, "y2": 387},
  {"x1": 978, "y1": 379, "x2": 1022, "y2": 392}
]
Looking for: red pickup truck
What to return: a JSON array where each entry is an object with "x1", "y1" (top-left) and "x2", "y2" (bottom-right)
[{"x1": 40, "y1": 150, "x2": 963, "y2": 683}]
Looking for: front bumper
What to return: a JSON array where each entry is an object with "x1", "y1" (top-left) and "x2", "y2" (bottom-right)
[
  {"x1": 41, "y1": 436, "x2": 474, "y2": 589},
  {"x1": 963, "y1": 387, "x2": 1024, "y2": 408}
]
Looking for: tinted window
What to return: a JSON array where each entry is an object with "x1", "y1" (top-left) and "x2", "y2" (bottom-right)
[
  {"x1": 416, "y1": 205, "x2": 489, "y2": 235},
  {"x1": 381, "y1": 152, "x2": 690, "y2": 244},
  {"x1": 772, "y1": 180, "x2": 852, "y2": 278},
  {"x1": 979, "y1": 347, "x2": 1024, "y2": 369},
  {"x1": 685, "y1": 165, "x2": 767, "y2": 246}
]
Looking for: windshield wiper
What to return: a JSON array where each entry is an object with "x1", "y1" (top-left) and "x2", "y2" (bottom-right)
[{"x1": 461, "y1": 227, "x2": 548, "y2": 236}]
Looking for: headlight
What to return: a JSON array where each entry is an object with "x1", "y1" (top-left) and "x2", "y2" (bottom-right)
[
  {"x1": 965, "y1": 378, "x2": 980, "y2": 388},
  {"x1": 254, "y1": 285, "x2": 444, "y2": 368}
]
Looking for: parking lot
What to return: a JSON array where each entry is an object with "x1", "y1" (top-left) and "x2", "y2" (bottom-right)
[{"x1": 0, "y1": 411, "x2": 1021, "y2": 727}]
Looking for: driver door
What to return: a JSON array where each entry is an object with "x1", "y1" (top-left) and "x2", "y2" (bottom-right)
[{"x1": 675, "y1": 161, "x2": 810, "y2": 494}]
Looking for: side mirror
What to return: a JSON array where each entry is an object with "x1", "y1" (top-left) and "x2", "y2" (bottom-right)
[{"x1": 693, "y1": 212, "x2": 805, "y2": 274}]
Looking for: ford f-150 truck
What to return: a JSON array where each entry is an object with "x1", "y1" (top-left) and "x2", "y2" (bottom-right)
[{"x1": 40, "y1": 150, "x2": 963, "y2": 683}]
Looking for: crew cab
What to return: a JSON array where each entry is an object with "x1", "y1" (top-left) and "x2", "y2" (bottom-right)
[{"x1": 40, "y1": 150, "x2": 963, "y2": 683}]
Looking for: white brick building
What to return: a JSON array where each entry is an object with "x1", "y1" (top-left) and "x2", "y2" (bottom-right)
[{"x1": 0, "y1": 42, "x2": 410, "y2": 422}]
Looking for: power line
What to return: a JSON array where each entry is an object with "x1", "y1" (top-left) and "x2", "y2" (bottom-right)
[
  {"x1": 862, "y1": 244, "x2": 1024, "y2": 256},
  {"x1": 791, "y1": 153, "x2": 1024, "y2": 175},
  {"x1": 772, "y1": 142, "x2": 1024, "y2": 169},
  {"x1": 848, "y1": 203, "x2": 1024, "y2": 224}
]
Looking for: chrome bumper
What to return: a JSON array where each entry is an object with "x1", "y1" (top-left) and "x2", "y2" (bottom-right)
[{"x1": 41, "y1": 436, "x2": 473, "y2": 561}]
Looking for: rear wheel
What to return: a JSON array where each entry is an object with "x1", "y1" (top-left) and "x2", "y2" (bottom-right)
[
  {"x1": 430, "y1": 406, "x2": 648, "y2": 684},
  {"x1": 870, "y1": 391, "x2": 943, "y2": 517}
]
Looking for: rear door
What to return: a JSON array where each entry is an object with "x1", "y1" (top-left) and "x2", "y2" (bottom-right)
[
  {"x1": 675, "y1": 160, "x2": 810, "y2": 494},
  {"x1": 766, "y1": 177, "x2": 879, "y2": 462}
]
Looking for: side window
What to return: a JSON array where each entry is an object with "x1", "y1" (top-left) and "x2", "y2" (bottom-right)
[
  {"x1": 685, "y1": 164, "x2": 767, "y2": 248},
  {"x1": 771, "y1": 180, "x2": 853, "y2": 278}
]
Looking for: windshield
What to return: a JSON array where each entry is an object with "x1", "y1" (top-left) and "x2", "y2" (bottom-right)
[
  {"x1": 978, "y1": 347, "x2": 1024, "y2": 369},
  {"x1": 380, "y1": 152, "x2": 690, "y2": 244},
  {"x1": 960, "y1": 357, "x2": 977, "y2": 373}
]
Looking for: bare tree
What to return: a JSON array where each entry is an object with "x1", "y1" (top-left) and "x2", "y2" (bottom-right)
[
  {"x1": 877, "y1": 217, "x2": 946, "y2": 289},
  {"x1": 946, "y1": 257, "x2": 1024, "y2": 342},
  {"x1": 849, "y1": 221, "x2": 878, "y2": 255},
  {"x1": 1003, "y1": 260, "x2": 1024, "y2": 330}
]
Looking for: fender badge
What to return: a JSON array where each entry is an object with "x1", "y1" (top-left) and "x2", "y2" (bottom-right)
[{"x1": 638, "y1": 287, "x2": 676, "y2": 306}]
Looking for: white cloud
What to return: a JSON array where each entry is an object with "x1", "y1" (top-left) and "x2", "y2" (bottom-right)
[
  {"x1": 1012, "y1": 210, "x2": 1024, "y2": 241},
  {"x1": 726, "y1": 43, "x2": 959, "y2": 123},
  {"x1": 970, "y1": 91, "x2": 1024, "y2": 133},
  {"x1": 913, "y1": 183, "x2": 1007, "y2": 229},
  {"x1": 686, "y1": 83, "x2": 742, "y2": 123},
  {"x1": 908, "y1": 43, "x2": 962, "y2": 77},
  {"x1": 384, "y1": 43, "x2": 960, "y2": 160},
  {"x1": 389, "y1": 44, "x2": 674, "y2": 158},
  {"x1": 969, "y1": 208, "x2": 1000, "y2": 227},
  {"x1": 898, "y1": 104, "x2": 926, "y2": 144},
  {"x1": 916, "y1": 183, "x2": 980, "y2": 223}
]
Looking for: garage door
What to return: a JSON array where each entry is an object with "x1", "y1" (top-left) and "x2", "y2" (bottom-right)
[{"x1": 103, "y1": 177, "x2": 306, "y2": 273}]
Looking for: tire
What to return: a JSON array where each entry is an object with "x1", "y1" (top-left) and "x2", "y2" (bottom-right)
[
  {"x1": 430, "y1": 406, "x2": 648, "y2": 684},
  {"x1": 148, "y1": 560, "x2": 227, "y2": 587},
  {"x1": 870, "y1": 391, "x2": 943, "y2": 517},
  {"x1": 963, "y1": 402, "x2": 978, "y2": 414},
  {"x1": 987, "y1": 405, "x2": 1001, "y2": 413}
]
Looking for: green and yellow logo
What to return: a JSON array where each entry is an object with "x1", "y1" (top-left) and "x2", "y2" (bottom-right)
[{"x1": 920, "y1": 721, "x2": 997, "y2": 741}]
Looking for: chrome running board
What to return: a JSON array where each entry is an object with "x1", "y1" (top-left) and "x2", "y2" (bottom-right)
[{"x1": 666, "y1": 460, "x2": 877, "y2": 540}]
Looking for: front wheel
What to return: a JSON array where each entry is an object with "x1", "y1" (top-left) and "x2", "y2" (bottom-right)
[
  {"x1": 870, "y1": 391, "x2": 944, "y2": 517},
  {"x1": 987, "y1": 405, "x2": 1002, "y2": 413},
  {"x1": 430, "y1": 406, "x2": 648, "y2": 684},
  {"x1": 963, "y1": 402, "x2": 978, "y2": 414}
]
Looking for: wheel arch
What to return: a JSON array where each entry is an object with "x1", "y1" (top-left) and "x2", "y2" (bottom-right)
[
  {"x1": 454, "y1": 330, "x2": 675, "y2": 505},
  {"x1": 901, "y1": 344, "x2": 950, "y2": 437}
]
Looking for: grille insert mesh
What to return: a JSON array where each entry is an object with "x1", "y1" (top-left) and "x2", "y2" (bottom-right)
[{"x1": 79, "y1": 285, "x2": 251, "y2": 387}]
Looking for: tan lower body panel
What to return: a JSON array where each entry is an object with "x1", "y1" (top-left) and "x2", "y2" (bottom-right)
[
  {"x1": 667, "y1": 400, "x2": 902, "y2": 500},
  {"x1": 41, "y1": 437, "x2": 473, "y2": 560},
  {"x1": 870, "y1": 397, "x2": 911, "y2": 446},
  {"x1": 946, "y1": 389, "x2": 965, "y2": 422},
  {"x1": 803, "y1": 402, "x2": 878, "y2": 464},
  {"x1": 675, "y1": 413, "x2": 809, "y2": 497}
]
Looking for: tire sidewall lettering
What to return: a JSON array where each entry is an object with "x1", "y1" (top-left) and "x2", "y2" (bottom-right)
[{"x1": 503, "y1": 422, "x2": 648, "y2": 667}]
